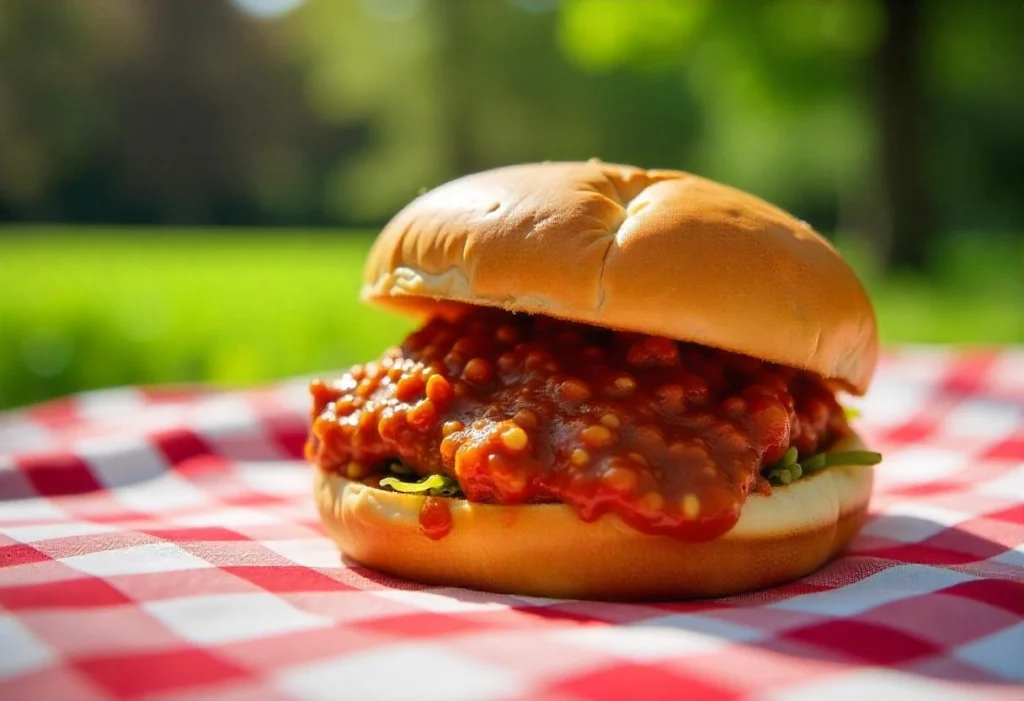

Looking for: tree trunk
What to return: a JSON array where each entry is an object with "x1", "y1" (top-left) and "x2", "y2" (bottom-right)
[
  {"x1": 435, "y1": 0, "x2": 475, "y2": 179},
  {"x1": 872, "y1": 0, "x2": 933, "y2": 270}
]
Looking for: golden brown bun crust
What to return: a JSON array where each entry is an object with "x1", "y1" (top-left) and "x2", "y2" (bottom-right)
[
  {"x1": 315, "y1": 432, "x2": 874, "y2": 601},
  {"x1": 362, "y1": 160, "x2": 878, "y2": 394}
]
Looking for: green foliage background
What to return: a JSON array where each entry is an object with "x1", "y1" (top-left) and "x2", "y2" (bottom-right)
[
  {"x1": 2, "y1": 228, "x2": 1020, "y2": 411},
  {"x1": 1, "y1": 0, "x2": 1021, "y2": 410}
]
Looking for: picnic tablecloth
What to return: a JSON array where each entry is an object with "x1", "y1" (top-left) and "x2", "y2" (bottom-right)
[{"x1": 1, "y1": 347, "x2": 1022, "y2": 700}]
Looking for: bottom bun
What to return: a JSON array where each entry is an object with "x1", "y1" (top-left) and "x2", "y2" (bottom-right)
[{"x1": 313, "y1": 432, "x2": 873, "y2": 600}]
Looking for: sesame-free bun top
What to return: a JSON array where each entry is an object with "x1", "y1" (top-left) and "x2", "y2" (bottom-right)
[{"x1": 362, "y1": 160, "x2": 878, "y2": 394}]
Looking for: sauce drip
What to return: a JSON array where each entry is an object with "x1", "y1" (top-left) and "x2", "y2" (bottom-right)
[
  {"x1": 419, "y1": 497, "x2": 453, "y2": 540},
  {"x1": 307, "y1": 307, "x2": 849, "y2": 541}
]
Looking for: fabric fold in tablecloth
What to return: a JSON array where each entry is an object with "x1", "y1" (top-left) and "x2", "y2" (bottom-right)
[{"x1": 1, "y1": 348, "x2": 1022, "y2": 700}]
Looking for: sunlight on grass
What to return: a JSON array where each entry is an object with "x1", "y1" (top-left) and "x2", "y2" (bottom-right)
[
  {"x1": 1, "y1": 227, "x2": 1020, "y2": 410},
  {"x1": 1, "y1": 229, "x2": 415, "y2": 408}
]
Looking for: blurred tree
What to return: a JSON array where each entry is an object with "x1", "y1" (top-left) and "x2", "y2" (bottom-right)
[
  {"x1": 0, "y1": 0, "x2": 1021, "y2": 256},
  {"x1": 0, "y1": 1, "x2": 125, "y2": 219},
  {"x1": 105, "y1": 0, "x2": 361, "y2": 225},
  {"x1": 0, "y1": 0, "x2": 363, "y2": 225},
  {"x1": 286, "y1": 0, "x2": 702, "y2": 221},
  {"x1": 282, "y1": 0, "x2": 448, "y2": 221},
  {"x1": 558, "y1": 0, "x2": 884, "y2": 257},
  {"x1": 852, "y1": 0, "x2": 933, "y2": 272},
  {"x1": 555, "y1": 0, "x2": 1024, "y2": 271},
  {"x1": 922, "y1": 0, "x2": 1024, "y2": 235}
]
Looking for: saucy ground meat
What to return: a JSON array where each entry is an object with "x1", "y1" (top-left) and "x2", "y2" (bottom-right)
[{"x1": 306, "y1": 307, "x2": 849, "y2": 541}]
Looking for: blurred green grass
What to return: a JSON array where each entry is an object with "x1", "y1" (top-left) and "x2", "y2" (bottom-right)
[
  {"x1": 1, "y1": 227, "x2": 1021, "y2": 411},
  {"x1": 0, "y1": 228, "x2": 414, "y2": 410}
]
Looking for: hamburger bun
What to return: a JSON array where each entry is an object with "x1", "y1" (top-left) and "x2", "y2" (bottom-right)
[
  {"x1": 315, "y1": 431, "x2": 873, "y2": 601},
  {"x1": 312, "y1": 160, "x2": 881, "y2": 601},
  {"x1": 362, "y1": 160, "x2": 877, "y2": 394}
]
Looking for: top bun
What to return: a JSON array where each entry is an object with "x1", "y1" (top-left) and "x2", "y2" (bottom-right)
[{"x1": 362, "y1": 160, "x2": 878, "y2": 394}]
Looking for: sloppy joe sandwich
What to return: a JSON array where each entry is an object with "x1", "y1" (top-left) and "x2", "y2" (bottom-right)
[{"x1": 306, "y1": 160, "x2": 881, "y2": 600}]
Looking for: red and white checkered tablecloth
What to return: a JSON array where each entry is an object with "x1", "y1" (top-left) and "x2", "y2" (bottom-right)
[{"x1": 1, "y1": 347, "x2": 1022, "y2": 700}]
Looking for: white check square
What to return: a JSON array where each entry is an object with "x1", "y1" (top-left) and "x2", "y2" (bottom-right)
[
  {"x1": 941, "y1": 397, "x2": 1023, "y2": 441},
  {"x1": 61, "y1": 542, "x2": 213, "y2": 576},
  {"x1": 871, "y1": 447, "x2": 965, "y2": 489},
  {"x1": 113, "y1": 470, "x2": 211, "y2": 512},
  {"x1": 144, "y1": 592, "x2": 331, "y2": 645},
  {"x1": 0, "y1": 498, "x2": 68, "y2": 524},
  {"x1": 0, "y1": 423, "x2": 53, "y2": 454},
  {"x1": 0, "y1": 616, "x2": 54, "y2": 680},
  {"x1": 772, "y1": 564, "x2": 975, "y2": 615},
  {"x1": 235, "y1": 461, "x2": 311, "y2": 496},
  {"x1": 763, "y1": 667, "x2": 985, "y2": 701},
  {"x1": 859, "y1": 379, "x2": 934, "y2": 426},
  {"x1": 954, "y1": 622, "x2": 1024, "y2": 682},
  {"x1": 276, "y1": 644, "x2": 517, "y2": 701},
  {"x1": 978, "y1": 464, "x2": 1024, "y2": 498},
  {"x1": 554, "y1": 614, "x2": 762, "y2": 660},
  {"x1": 191, "y1": 396, "x2": 258, "y2": 433},
  {"x1": 75, "y1": 434, "x2": 169, "y2": 489},
  {"x1": 191, "y1": 398, "x2": 280, "y2": 459},
  {"x1": 372, "y1": 588, "x2": 510, "y2": 613},
  {"x1": 0, "y1": 521, "x2": 116, "y2": 544},
  {"x1": 989, "y1": 354, "x2": 1024, "y2": 395},
  {"x1": 861, "y1": 502, "x2": 971, "y2": 542},
  {"x1": 74, "y1": 387, "x2": 146, "y2": 418},
  {"x1": 261, "y1": 539, "x2": 344, "y2": 568},
  {"x1": 173, "y1": 507, "x2": 281, "y2": 528}
]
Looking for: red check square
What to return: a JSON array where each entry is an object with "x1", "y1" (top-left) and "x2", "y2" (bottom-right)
[
  {"x1": 547, "y1": 662, "x2": 739, "y2": 701},
  {"x1": 784, "y1": 619, "x2": 942, "y2": 666},
  {"x1": 77, "y1": 649, "x2": 249, "y2": 699}
]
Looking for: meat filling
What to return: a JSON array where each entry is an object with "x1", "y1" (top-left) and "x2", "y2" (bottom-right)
[{"x1": 306, "y1": 308, "x2": 851, "y2": 540}]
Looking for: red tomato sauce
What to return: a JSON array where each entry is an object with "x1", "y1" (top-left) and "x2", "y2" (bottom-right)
[
  {"x1": 306, "y1": 308, "x2": 849, "y2": 541},
  {"x1": 418, "y1": 497, "x2": 453, "y2": 540}
]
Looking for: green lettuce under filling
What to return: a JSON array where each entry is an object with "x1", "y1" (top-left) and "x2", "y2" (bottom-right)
[
  {"x1": 763, "y1": 445, "x2": 881, "y2": 485},
  {"x1": 378, "y1": 464, "x2": 462, "y2": 497}
]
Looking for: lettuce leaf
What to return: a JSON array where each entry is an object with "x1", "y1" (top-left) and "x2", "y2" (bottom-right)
[
  {"x1": 378, "y1": 472, "x2": 462, "y2": 497},
  {"x1": 763, "y1": 448, "x2": 881, "y2": 486}
]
